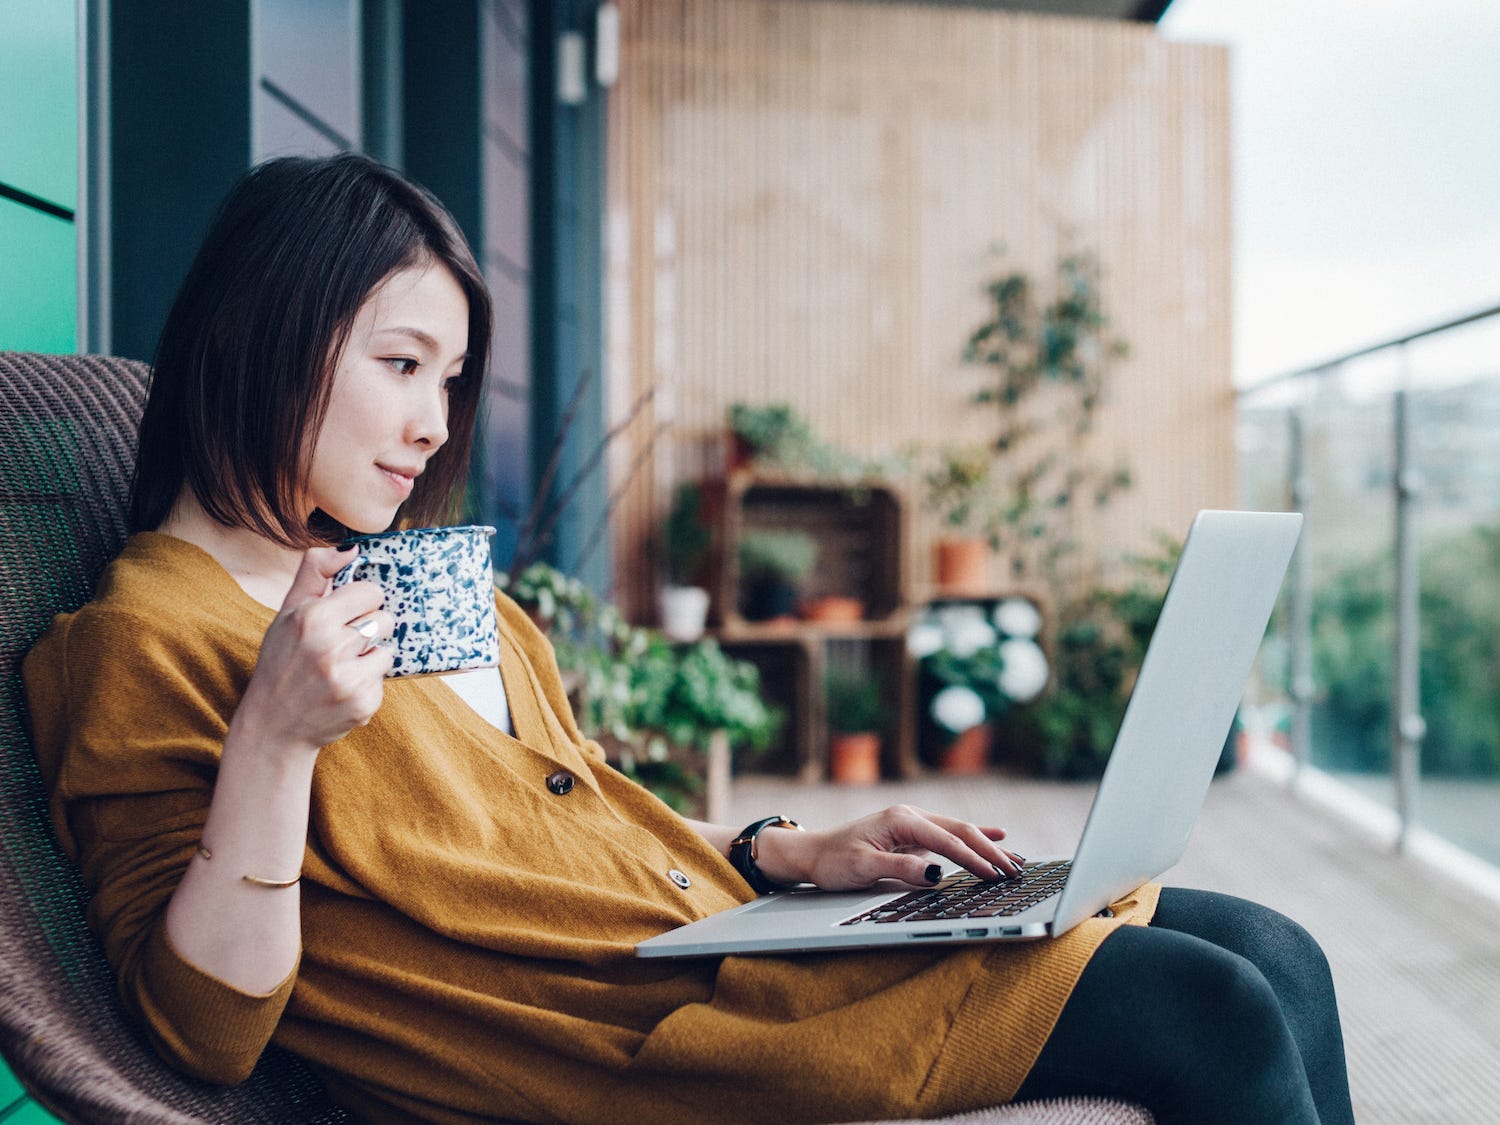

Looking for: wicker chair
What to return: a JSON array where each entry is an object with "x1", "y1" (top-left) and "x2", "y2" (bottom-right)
[
  {"x1": 0, "y1": 352, "x2": 349, "y2": 1122},
  {"x1": 0, "y1": 351, "x2": 1149, "y2": 1125}
]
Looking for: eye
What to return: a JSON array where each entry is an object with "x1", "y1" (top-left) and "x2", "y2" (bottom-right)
[{"x1": 384, "y1": 357, "x2": 420, "y2": 376}]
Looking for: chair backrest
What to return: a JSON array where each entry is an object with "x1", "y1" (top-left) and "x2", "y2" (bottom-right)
[{"x1": 0, "y1": 352, "x2": 348, "y2": 1122}]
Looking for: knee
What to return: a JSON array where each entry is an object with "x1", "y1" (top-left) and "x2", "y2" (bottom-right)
[
  {"x1": 1240, "y1": 906, "x2": 1337, "y2": 1000},
  {"x1": 1176, "y1": 944, "x2": 1285, "y2": 1036}
]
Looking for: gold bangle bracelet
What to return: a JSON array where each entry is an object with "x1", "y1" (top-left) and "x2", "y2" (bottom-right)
[{"x1": 195, "y1": 843, "x2": 301, "y2": 889}]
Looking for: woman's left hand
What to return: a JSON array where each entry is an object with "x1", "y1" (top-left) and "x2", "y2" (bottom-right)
[{"x1": 753, "y1": 805, "x2": 1025, "y2": 891}]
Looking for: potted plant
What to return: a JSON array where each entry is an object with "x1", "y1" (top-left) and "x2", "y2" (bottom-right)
[
  {"x1": 658, "y1": 482, "x2": 712, "y2": 641},
  {"x1": 958, "y1": 248, "x2": 1131, "y2": 589},
  {"x1": 727, "y1": 401, "x2": 881, "y2": 482},
  {"x1": 909, "y1": 600, "x2": 1049, "y2": 774},
  {"x1": 737, "y1": 529, "x2": 818, "y2": 623},
  {"x1": 922, "y1": 444, "x2": 997, "y2": 593},
  {"x1": 503, "y1": 561, "x2": 782, "y2": 815},
  {"x1": 1018, "y1": 543, "x2": 1172, "y2": 778},
  {"x1": 629, "y1": 635, "x2": 782, "y2": 819},
  {"x1": 727, "y1": 402, "x2": 818, "y2": 474},
  {"x1": 825, "y1": 668, "x2": 887, "y2": 784}
]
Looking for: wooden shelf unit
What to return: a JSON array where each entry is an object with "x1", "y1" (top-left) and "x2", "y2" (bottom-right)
[{"x1": 707, "y1": 473, "x2": 919, "y2": 782}]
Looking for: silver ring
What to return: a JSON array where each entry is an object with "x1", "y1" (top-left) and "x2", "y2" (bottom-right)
[{"x1": 349, "y1": 618, "x2": 381, "y2": 656}]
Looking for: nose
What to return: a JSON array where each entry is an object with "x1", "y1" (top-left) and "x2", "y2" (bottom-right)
[{"x1": 408, "y1": 380, "x2": 450, "y2": 450}]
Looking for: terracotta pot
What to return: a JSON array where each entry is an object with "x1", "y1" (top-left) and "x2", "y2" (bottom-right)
[
  {"x1": 936, "y1": 722, "x2": 993, "y2": 775},
  {"x1": 728, "y1": 431, "x2": 756, "y2": 473},
  {"x1": 829, "y1": 732, "x2": 882, "y2": 785},
  {"x1": 800, "y1": 595, "x2": 864, "y2": 623},
  {"x1": 935, "y1": 537, "x2": 991, "y2": 594}
]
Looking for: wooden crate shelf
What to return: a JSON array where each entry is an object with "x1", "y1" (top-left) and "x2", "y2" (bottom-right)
[
  {"x1": 713, "y1": 473, "x2": 906, "y2": 631},
  {"x1": 705, "y1": 473, "x2": 919, "y2": 784}
]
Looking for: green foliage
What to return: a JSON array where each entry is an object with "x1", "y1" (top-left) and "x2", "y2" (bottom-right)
[
  {"x1": 1310, "y1": 527, "x2": 1500, "y2": 777},
  {"x1": 662, "y1": 482, "x2": 711, "y2": 585},
  {"x1": 1021, "y1": 538, "x2": 1177, "y2": 778},
  {"x1": 922, "y1": 444, "x2": 996, "y2": 533},
  {"x1": 958, "y1": 247, "x2": 1131, "y2": 583},
  {"x1": 921, "y1": 641, "x2": 1011, "y2": 723},
  {"x1": 737, "y1": 528, "x2": 819, "y2": 581},
  {"x1": 728, "y1": 400, "x2": 907, "y2": 483},
  {"x1": 500, "y1": 563, "x2": 784, "y2": 809},
  {"x1": 825, "y1": 668, "x2": 888, "y2": 734},
  {"x1": 631, "y1": 634, "x2": 781, "y2": 754}
]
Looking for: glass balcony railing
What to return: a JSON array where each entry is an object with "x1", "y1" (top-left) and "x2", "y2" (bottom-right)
[{"x1": 1238, "y1": 304, "x2": 1500, "y2": 869}]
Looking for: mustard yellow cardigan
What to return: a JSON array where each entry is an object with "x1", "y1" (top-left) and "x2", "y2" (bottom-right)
[{"x1": 23, "y1": 533, "x2": 1157, "y2": 1124}]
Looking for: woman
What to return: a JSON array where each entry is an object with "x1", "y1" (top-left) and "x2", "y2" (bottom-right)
[{"x1": 23, "y1": 155, "x2": 1354, "y2": 1124}]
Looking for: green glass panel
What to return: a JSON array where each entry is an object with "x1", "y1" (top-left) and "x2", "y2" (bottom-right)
[
  {"x1": 0, "y1": 1054, "x2": 24, "y2": 1106},
  {"x1": 0, "y1": 2, "x2": 78, "y2": 209},
  {"x1": 3, "y1": 1098, "x2": 63, "y2": 1123},
  {"x1": 0, "y1": 199, "x2": 75, "y2": 353}
]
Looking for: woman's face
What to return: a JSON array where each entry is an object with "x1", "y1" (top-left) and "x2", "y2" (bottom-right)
[{"x1": 304, "y1": 261, "x2": 470, "y2": 534}]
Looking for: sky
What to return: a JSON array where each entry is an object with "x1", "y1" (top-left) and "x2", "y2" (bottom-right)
[{"x1": 1158, "y1": 0, "x2": 1500, "y2": 387}]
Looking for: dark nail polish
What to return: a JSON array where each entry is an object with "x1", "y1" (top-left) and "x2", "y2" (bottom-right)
[{"x1": 925, "y1": 864, "x2": 942, "y2": 885}]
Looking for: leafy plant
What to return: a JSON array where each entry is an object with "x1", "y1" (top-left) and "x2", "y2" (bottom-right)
[
  {"x1": 501, "y1": 562, "x2": 646, "y2": 743},
  {"x1": 729, "y1": 402, "x2": 820, "y2": 469},
  {"x1": 959, "y1": 247, "x2": 1132, "y2": 587},
  {"x1": 825, "y1": 668, "x2": 888, "y2": 734},
  {"x1": 1017, "y1": 538, "x2": 1177, "y2": 778},
  {"x1": 922, "y1": 444, "x2": 997, "y2": 535},
  {"x1": 631, "y1": 635, "x2": 781, "y2": 756},
  {"x1": 500, "y1": 562, "x2": 783, "y2": 810},
  {"x1": 662, "y1": 481, "x2": 711, "y2": 586},
  {"x1": 737, "y1": 529, "x2": 819, "y2": 582},
  {"x1": 728, "y1": 400, "x2": 904, "y2": 483},
  {"x1": 911, "y1": 600, "x2": 1048, "y2": 762}
]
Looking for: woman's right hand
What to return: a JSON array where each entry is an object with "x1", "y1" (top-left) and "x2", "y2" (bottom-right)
[{"x1": 236, "y1": 546, "x2": 395, "y2": 755}]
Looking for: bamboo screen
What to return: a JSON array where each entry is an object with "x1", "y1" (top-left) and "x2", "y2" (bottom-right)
[{"x1": 604, "y1": 0, "x2": 1232, "y2": 621}]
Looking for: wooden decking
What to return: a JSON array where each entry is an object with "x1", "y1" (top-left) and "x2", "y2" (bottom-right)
[{"x1": 725, "y1": 763, "x2": 1500, "y2": 1124}]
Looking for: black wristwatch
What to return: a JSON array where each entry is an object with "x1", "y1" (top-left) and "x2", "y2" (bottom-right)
[{"x1": 728, "y1": 816, "x2": 803, "y2": 895}]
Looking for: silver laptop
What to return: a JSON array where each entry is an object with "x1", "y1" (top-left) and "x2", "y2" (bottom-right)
[{"x1": 637, "y1": 510, "x2": 1302, "y2": 959}]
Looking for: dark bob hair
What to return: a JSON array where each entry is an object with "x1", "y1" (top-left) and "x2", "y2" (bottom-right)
[{"x1": 130, "y1": 153, "x2": 493, "y2": 546}]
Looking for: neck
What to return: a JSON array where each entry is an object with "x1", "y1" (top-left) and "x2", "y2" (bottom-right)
[{"x1": 156, "y1": 493, "x2": 304, "y2": 610}]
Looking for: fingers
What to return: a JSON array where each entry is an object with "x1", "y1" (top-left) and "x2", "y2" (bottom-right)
[
  {"x1": 281, "y1": 545, "x2": 359, "y2": 613},
  {"x1": 882, "y1": 806, "x2": 1025, "y2": 883}
]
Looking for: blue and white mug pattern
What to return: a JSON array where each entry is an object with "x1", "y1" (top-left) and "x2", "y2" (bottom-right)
[{"x1": 332, "y1": 525, "x2": 500, "y2": 678}]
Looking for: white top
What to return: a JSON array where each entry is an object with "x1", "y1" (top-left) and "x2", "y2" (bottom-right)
[{"x1": 442, "y1": 665, "x2": 514, "y2": 735}]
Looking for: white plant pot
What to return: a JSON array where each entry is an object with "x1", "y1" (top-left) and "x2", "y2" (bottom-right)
[{"x1": 659, "y1": 585, "x2": 710, "y2": 642}]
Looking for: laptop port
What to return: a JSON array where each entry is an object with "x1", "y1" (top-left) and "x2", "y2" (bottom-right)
[
  {"x1": 964, "y1": 928, "x2": 987, "y2": 938},
  {"x1": 911, "y1": 931, "x2": 951, "y2": 939}
]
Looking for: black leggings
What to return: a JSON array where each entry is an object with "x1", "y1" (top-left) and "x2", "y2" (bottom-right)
[{"x1": 1012, "y1": 888, "x2": 1355, "y2": 1125}]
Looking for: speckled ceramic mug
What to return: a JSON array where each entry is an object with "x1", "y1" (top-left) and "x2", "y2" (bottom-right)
[{"x1": 332, "y1": 525, "x2": 500, "y2": 678}]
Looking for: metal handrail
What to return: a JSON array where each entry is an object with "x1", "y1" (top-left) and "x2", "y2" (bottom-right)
[
  {"x1": 1241, "y1": 300, "x2": 1500, "y2": 393},
  {"x1": 1237, "y1": 303, "x2": 1500, "y2": 853}
]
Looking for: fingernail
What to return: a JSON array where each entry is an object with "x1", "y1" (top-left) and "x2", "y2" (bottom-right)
[
  {"x1": 1012, "y1": 854, "x2": 1027, "y2": 864},
  {"x1": 925, "y1": 864, "x2": 941, "y2": 885}
]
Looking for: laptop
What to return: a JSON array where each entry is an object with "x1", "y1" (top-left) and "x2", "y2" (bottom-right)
[{"x1": 636, "y1": 510, "x2": 1302, "y2": 959}]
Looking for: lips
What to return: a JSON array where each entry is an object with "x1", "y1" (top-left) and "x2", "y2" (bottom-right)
[{"x1": 377, "y1": 463, "x2": 419, "y2": 497}]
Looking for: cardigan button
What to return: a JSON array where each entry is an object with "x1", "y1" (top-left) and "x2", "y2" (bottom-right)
[
  {"x1": 546, "y1": 770, "x2": 575, "y2": 795},
  {"x1": 668, "y1": 869, "x2": 692, "y2": 889}
]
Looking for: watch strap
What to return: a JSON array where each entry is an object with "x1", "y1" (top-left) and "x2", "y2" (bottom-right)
[{"x1": 728, "y1": 816, "x2": 802, "y2": 895}]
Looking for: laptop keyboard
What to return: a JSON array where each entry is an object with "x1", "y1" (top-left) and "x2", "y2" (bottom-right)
[{"x1": 840, "y1": 861, "x2": 1072, "y2": 926}]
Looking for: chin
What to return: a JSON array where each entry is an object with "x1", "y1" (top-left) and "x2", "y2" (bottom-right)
[{"x1": 314, "y1": 507, "x2": 400, "y2": 538}]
